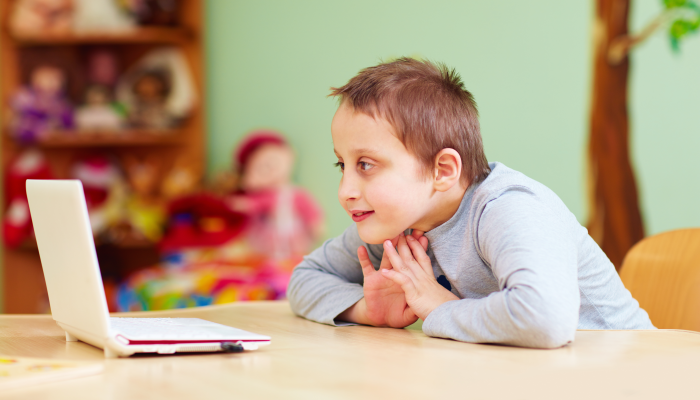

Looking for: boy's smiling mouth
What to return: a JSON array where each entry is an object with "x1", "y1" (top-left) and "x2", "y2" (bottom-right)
[{"x1": 350, "y1": 210, "x2": 374, "y2": 222}]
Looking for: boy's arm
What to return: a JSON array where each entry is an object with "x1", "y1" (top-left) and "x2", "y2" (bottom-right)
[
  {"x1": 422, "y1": 187, "x2": 581, "y2": 348},
  {"x1": 287, "y1": 224, "x2": 377, "y2": 325}
]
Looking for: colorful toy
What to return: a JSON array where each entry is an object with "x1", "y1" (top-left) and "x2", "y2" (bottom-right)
[
  {"x1": 115, "y1": 255, "x2": 301, "y2": 312},
  {"x1": 159, "y1": 193, "x2": 247, "y2": 252},
  {"x1": 2, "y1": 150, "x2": 53, "y2": 248},
  {"x1": 71, "y1": 155, "x2": 124, "y2": 235},
  {"x1": 9, "y1": 65, "x2": 74, "y2": 143}
]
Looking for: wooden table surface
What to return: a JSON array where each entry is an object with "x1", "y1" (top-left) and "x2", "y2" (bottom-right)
[{"x1": 1, "y1": 301, "x2": 700, "y2": 399}]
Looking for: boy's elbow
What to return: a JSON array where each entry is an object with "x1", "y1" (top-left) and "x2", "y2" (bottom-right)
[
  {"x1": 523, "y1": 307, "x2": 577, "y2": 349},
  {"x1": 508, "y1": 292, "x2": 578, "y2": 348}
]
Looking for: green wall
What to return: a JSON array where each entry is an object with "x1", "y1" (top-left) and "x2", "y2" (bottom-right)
[
  {"x1": 631, "y1": 1, "x2": 700, "y2": 235},
  {"x1": 205, "y1": 0, "x2": 700, "y2": 241}
]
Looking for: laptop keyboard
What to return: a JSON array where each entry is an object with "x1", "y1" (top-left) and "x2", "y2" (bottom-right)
[{"x1": 110, "y1": 317, "x2": 251, "y2": 341}]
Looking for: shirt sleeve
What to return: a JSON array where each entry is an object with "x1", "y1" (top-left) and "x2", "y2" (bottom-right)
[
  {"x1": 287, "y1": 224, "x2": 381, "y2": 325},
  {"x1": 421, "y1": 187, "x2": 581, "y2": 348}
]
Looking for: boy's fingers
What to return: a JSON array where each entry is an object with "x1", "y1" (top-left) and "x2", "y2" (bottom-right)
[
  {"x1": 406, "y1": 235, "x2": 432, "y2": 275},
  {"x1": 357, "y1": 246, "x2": 376, "y2": 276},
  {"x1": 411, "y1": 230, "x2": 425, "y2": 240},
  {"x1": 383, "y1": 240, "x2": 413, "y2": 275},
  {"x1": 379, "y1": 234, "x2": 401, "y2": 270},
  {"x1": 418, "y1": 236, "x2": 429, "y2": 251},
  {"x1": 397, "y1": 235, "x2": 418, "y2": 267},
  {"x1": 380, "y1": 269, "x2": 414, "y2": 293},
  {"x1": 390, "y1": 234, "x2": 400, "y2": 248}
]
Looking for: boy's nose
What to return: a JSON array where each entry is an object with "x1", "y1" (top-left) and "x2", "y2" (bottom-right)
[{"x1": 338, "y1": 175, "x2": 361, "y2": 202}]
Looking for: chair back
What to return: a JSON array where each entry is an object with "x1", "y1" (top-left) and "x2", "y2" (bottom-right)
[{"x1": 619, "y1": 228, "x2": 700, "y2": 330}]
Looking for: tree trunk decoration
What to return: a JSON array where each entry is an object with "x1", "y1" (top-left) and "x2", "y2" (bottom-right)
[{"x1": 587, "y1": 0, "x2": 645, "y2": 270}]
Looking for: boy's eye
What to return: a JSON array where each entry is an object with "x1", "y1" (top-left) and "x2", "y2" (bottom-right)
[
  {"x1": 334, "y1": 161, "x2": 345, "y2": 171},
  {"x1": 359, "y1": 161, "x2": 374, "y2": 172}
]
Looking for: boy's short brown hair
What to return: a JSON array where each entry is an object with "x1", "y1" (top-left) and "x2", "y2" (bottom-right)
[{"x1": 329, "y1": 57, "x2": 490, "y2": 185}]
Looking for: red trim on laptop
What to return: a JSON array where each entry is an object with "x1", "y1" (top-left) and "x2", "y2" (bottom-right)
[{"x1": 124, "y1": 339, "x2": 270, "y2": 345}]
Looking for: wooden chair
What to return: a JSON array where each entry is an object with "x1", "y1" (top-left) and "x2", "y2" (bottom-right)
[{"x1": 619, "y1": 228, "x2": 700, "y2": 331}]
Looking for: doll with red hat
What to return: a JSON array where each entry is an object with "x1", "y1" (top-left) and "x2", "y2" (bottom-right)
[{"x1": 229, "y1": 130, "x2": 324, "y2": 260}]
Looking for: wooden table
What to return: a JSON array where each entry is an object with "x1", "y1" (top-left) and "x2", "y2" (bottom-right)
[{"x1": 1, "y1": 301, "x2": 699, "y2": 399}]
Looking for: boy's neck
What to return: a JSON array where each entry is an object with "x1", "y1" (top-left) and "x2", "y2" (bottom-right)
[{"x1": 413, "y1": 182, "x2": 469, "y2": 233}]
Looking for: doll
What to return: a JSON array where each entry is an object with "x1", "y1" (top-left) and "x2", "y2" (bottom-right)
[
  {"x1": 121, "y1": 154, "x2": 167, "y2": 242},
  {"x1": 119, "y1": 0, "x2": 180, "y2": 26},
  {"x1": 72, "y1": 0, "x2": 135, "y2": 33},
  {"x1": 75, "y1": 50, "x2": 126, "y2": 132},
  {"x1": 9, "y1": 0, "x2": 74, "y2": 35},
  {"x1": 127, "y1": 69, "x2": 173, "y2": 129},
  {"x1": 229, "y1": 130, "x2": 324, "y2": 259},
  {"x1": 74, "y1": 85, "x2": 125, "y2": 132},
  {"x1": 9, "y1": 65, "x2": 74, "y2": 143},
  {"x1": 116, "y1": 48, "x2": 197, "y2": 130}
]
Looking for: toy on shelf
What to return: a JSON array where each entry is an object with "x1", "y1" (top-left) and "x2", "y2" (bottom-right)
[
  {"x1": 75, "y1": 50, "x2": 126, "y2": 132},
  {"x1": 71, "y1": 155, "x2": 124, "y2": 236},
  {"x1": 229, "y1": 130, "x2": 324, "y2": 260},
  {"x1": 160, "y1": 158, "x2": 199, "y2": 199},
  {"x1": 9, "y1": 65, "x2": 74, "y2": 143},
  {"x1": 121, "y1": 154, "x2": 166, "y2": 242},
  {"x1": 2, "y1": 150, "x2": 53, "y2": 248},
  {"x1": 75, "y1": 85, "x2": 125, "y2": 132},
  {"x1": 116, "y1": 47, "x2": 197, "y2": 130},
  {"x1": 72, "y1": 0, "x2": 135, "y2": 33},
  {"x1": 9, "y1": 0, "x2": 74, "y2": 36},
  {"x1": 119, "y1": 0, "x2": 180, "y2": 26}
]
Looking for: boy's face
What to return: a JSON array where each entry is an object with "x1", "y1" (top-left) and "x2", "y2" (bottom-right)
[{"x1": 332, "y1": 103, "x2": 435, "y2": 244}]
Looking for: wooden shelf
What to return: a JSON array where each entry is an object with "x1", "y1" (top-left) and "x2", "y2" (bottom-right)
[
  {"x1": 11, "y1": 27, "x2": 194, "y2": 46},
  {"x1": 34, "y1": 130, "x2": 187, "y2": 148}
]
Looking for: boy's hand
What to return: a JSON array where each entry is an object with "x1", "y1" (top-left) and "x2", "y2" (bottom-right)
[
  {"x1": 381, "y1": 234, "x2": 459, "y2": 320},
  {"x1": 338, "y1": 231, "x2": 428, "y2": 328}
]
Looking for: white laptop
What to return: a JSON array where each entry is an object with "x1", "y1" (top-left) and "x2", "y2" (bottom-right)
[{"x1": 26, "y1": 179, "x2": 271, "y2": 358}]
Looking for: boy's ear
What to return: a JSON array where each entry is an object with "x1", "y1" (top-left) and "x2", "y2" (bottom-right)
[{"x1": 432, "y1": 149, "x2": 462, "y2": 192}]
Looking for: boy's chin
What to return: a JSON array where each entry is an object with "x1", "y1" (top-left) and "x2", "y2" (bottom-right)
[{"x1": 356, "y1": 225, "x2": 405, "y2": 245}]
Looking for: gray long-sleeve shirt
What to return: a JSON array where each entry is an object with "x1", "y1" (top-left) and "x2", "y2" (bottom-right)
[{"x1": 287, "y1": 162, "x2": 654, "y2": 348}]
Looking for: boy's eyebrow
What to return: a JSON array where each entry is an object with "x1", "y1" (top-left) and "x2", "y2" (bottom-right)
[{"x1": 334, "y1": 148, "x2": 381, "y2": 157}]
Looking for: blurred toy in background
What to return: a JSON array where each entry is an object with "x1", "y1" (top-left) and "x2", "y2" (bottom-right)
[
  {"x1": 127, "y1": 68, "x2": 172, "y2": 129},
  {"x1": 116, "y1": 47, "x2": 197, "y2": 130},
  {"x1": 71, "y1": 155, "x2": 124, "y2": 235},
  {"x1": 159, "y1": 193, "x2": 246, "y2": 252},
  {"x1": 119, "y1": 0, "x2": 180, "y2": 26},
  {"x1": 116, "y1": 260, "x2": 281, "y2": 312},
  {"x1": 9, "y1": 65, "x2": 74, "y2": 143},
  {"x1": 121, "y1": 154, "x2": 167, "y2": 242},
  {"x1": 229, "y1": 130, "x2": 323, "y2": 259},
  {"x1": 75, "y1": 50, "x2": 126, "y2": 132},
  {"x1": 75, "y1": 85, "x2": 125, "y2": 132},
  {"x1": 114, "y1": 131, "x2": 324, "y2": 312},
  {"x1": 9, "y1": 0, "x2": 74, "y2": 36},
  {"x1": 72, "y1": 0, "x2": 135, "y2": 33},
  {"x1": 160, "y1": 158, "x2": 199, "y2": 199},
  {"x1": 2, "y1": 150, "x2": 53, "y2": 248}
]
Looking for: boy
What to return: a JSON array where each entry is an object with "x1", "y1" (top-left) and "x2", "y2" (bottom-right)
[{"x1": 287, "y1": 58, "x2": 653, "y2": 348}]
